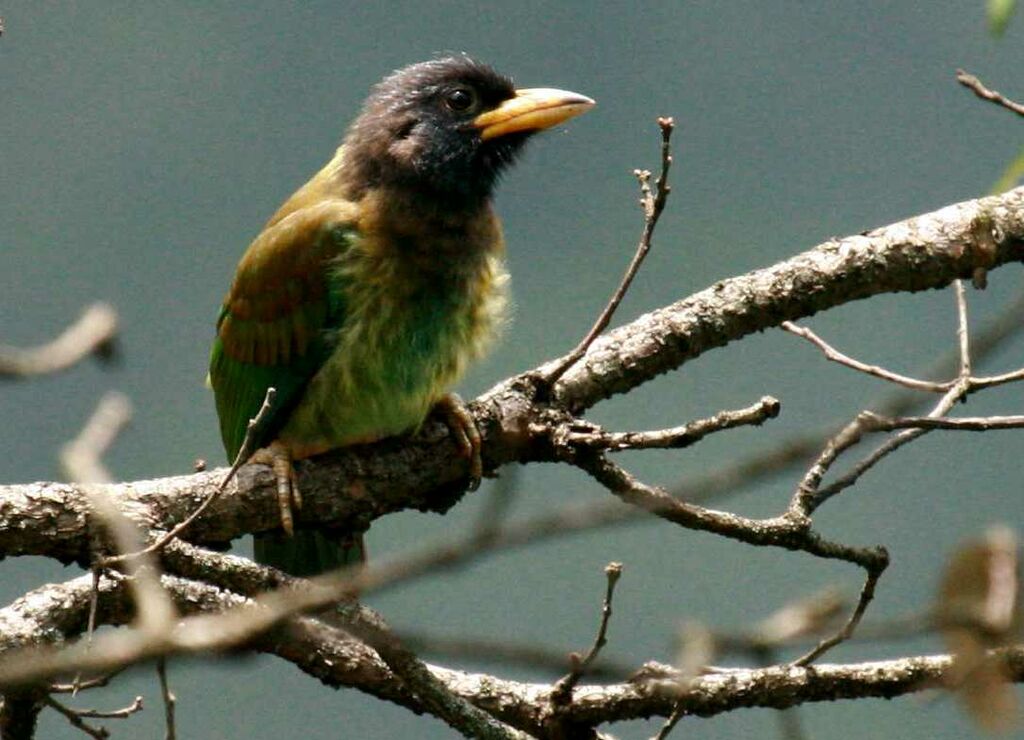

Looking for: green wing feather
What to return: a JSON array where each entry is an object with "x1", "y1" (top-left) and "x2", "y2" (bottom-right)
[
  {"x1": 210, "y1": 200, "x2": 361, "y2": 577},
  {"x1": 209, "y1": 201, "x2": 356, "y2": 461}
]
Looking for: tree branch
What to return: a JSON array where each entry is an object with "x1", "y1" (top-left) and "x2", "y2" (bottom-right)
[
  {"x1": 1, "y1": 569, "x2": 1021, "y2": 735},
  {"x1": 0, "y1": 304, "x2": 117, "y2": 380},
  {"x1": 1, "y1": 188, "x2": 1020, "y2": 566}
]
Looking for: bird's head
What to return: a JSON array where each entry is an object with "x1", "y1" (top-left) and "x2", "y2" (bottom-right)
[{"x1": 340, "y1": 57, "x2": 594, "y2": 208}]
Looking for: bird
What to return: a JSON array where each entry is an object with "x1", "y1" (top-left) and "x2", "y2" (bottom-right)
[{"x1": 209, "y1": 57, "x2": 594, "y2": 576}]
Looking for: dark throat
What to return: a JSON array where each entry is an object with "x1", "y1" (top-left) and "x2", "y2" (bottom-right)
[{"x1": 358, "y1": 183, "x2": 501, "y2": 276}]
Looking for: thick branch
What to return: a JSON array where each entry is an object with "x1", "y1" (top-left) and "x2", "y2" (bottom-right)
[
  {"x1": 2, "y1": 571, "x2": 1022, "y2": 735},
  {"x1": 1, "y1": 187, "x2": 1022, "y2": 563},
  {"x1": 551, "y1": 186, "x2": 1024, "y2": 411}
]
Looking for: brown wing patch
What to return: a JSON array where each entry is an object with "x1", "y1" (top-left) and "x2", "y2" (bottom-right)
[{"x1": 218, "y1": 199, "x2": 357, "y2": 367}]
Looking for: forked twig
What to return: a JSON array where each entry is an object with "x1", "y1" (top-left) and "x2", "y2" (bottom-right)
[
  {"x1": 543, "y1": 117, "x2": 675, "y2": 386},
  {"x1": 561, "y1": 396, "x2": 779, "y2": 451},
  {"x1": 44, "y1": 694, "x2": 143, "y2": 739},
  {"x1": 551, "y1": 562, "x2": 623, "y2": 705}
]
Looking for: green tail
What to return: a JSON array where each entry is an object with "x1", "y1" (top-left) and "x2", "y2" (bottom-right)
[{"x1": 253, "y1": 531, "x2": 365, "y2": 577}]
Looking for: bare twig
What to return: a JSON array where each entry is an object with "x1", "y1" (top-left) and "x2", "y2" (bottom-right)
[
  {"x1": 560, "y1": 396, "x2": 779, "y2": 451},
  {"x1": 957, "y1": 69, "x2": 1024, "y2": 118},
  {"x1": 803, "y1": 277, "x2": 1001, "y2": 511},
  {"x1": 543, "y1": 117, "x2": 675, "y2": 386},
  {"x1": 954, "y1": 279, "x2": 972, "y2": 376},
  {"x1": 0, "y1": 303, "x2": 117, "y2": 379},
  {"x1": 790, "y1": 567, "x2": 885, "y2": 666},
  {"x1": 781, "y1": 274, "x2": 1005, "y2": 664},
  {"x1": 71, "y1": 569, "x2": 102, "y2": 695},
  {"x1": 859, "y1": 411, "x2": 1024, "y2": 432},
  {"x1": 399, "y1": 632, "x2": 631, "y2": 680},
  {"x1": 104, "y1": 387, "x2": 278, "y2": 566},
  {"x1": 784, "y1": 284, "x2": 1024, "y2": 395},
  {"x1": 43, "y1": 695, "x2": 113, "y2": 738},
  {"x1": 156, "y1": 659, "x2": 175, "y2": 740},
  {"x1": 572, "y1": 450, "x2": 886, "y2": 570},
  {"x1": 801, "y1": 391, "x2": 1024, "y2": 515},
  {"x1": 782, "y1": 322, "x2": 949, "y2": 392},
  {"x1": 652, "y1": 702, "x2": 686, "y2": 740},
  {"x1": 60, "y1": 392, "x2": 133, "y2": 487},
  {"x1": 551, "y1": 563, "x2": 623, "y2": 705},
  {"x1": 51, "y1": 668, "x2": 126, "y2": 694},
  {"x1": 49, "y1": 695, "x2": 143, "y2": 720},
  {"x1": 61, "y1": 393, "x2": 176, "y2": 638},
  {"x1": 813, "y1": 387, "x2": 962, "y2": 509}
]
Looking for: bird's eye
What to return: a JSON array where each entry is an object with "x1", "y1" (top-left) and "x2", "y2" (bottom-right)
[{"x1": 444, "y1": 87, "x2": 477, "y2": 112}]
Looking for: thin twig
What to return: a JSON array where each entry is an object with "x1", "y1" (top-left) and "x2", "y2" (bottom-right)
[
  {"x1": 543, "y1": 117, "x2": 675, "y2": 385},
  {"x1": 156, "y1": 659, "x2": 175, "y2": 740},
  {"x1": 971, "y1": 366, "x2": 1024, "y2": 388},
  {"x1": 551, "y1": 562, "x2": 623, "y2": 705},
  {"x1": 43, "y1": 696, "x2": 110, "y2": 739},
  {"x1": 783, "y1": 277, "x2": 995, "y2": 663},
  {"x1": 561, "y1": 396, "x2": 779, "y2": 451},
  {"x1": 954, "y1": 280, "x2": 971, "y2": 377},
  {"x1": 802, "y1": 278, "x2": 993, "y2": 512},
  {"x1": 859, "y1": 411, "x2": 1024, "y2": 432},
  {"x1": 782, "y1": 322, "x2": 949, "y2": 392},
  {"x1": 790, "y1": 566, "x2": 885, "y2": 666},
  {"x1": 51, "y1": 668, "x2": 126, "y2": 694},
  {"x1": 58, "y1": 696, "x2": 143, "y2": 720},
  {"x1": 957, "y1": 69, "x2": 1024, "y2": 118},
  {"x1": 71, "y1": 569, "x2": 103, "y2": 695},
  {"x1": 399, "y1": 631, "x2": 631, "y2": 679},
  {"x1": 796, "y1": 408, "x2": 1024, "y2": 515},
  {"x1": 104, "y1": 387, "x2": 276, "y2": 565},
  {"x1": 60, "y1": 392, "x2": 132, "y2": 487},
  {"x1": 61, "y1": 393, "x2": 177, "y2": 635},
  {"x1": 809, "y1": 385, "x2": 964, "y2": 509},
  {"x1": 652, "y1": 702, "x2": 686, "y2": 740},
  {"x1": 0, "y1": 303, "x2": 118, "y2": 379}
]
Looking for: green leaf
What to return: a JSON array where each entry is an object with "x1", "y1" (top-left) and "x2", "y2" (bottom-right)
[{"x1": 988, "y1": 0, "x2": 1017, "y2": 37}]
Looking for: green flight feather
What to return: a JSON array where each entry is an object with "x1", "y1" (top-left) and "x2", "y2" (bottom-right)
[{"x1": 209, "y1": 201, "x2": 360, "y2": 575}]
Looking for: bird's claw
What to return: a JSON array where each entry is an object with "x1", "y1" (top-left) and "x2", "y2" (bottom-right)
[
  {"x1": 250, "y1": 441, "x2": 302, "y2": 536},
  {"x1": 434, "y1": 392, "x2": 483, "y2": 490}
]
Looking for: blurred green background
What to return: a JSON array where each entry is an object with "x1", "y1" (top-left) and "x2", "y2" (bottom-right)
[{"x1": 2, "y1": 2, "x2": 1022, "y2": 738}]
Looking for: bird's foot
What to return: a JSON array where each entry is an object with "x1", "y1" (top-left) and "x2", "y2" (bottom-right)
[
  {"x1": 433, "y1": 392, "x2": 483, "y2": 490},
  {"x1": 249, "y1": 440, "x2": 302, "y2": 536}
]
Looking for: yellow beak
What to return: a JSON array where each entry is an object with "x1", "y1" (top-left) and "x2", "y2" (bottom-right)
[{"x1": 473, "y1": 87, "x2": 595, "y2": 141}]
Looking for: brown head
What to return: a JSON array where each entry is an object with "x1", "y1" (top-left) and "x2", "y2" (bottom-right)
[{"x1": 339, "y1": 57, "x2": 593, "y2": 209}]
